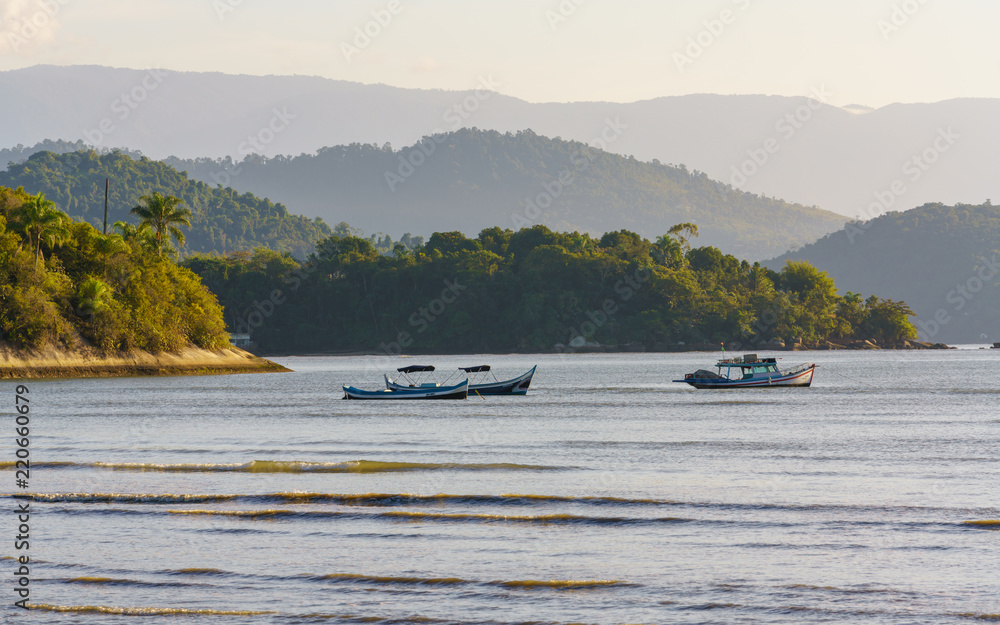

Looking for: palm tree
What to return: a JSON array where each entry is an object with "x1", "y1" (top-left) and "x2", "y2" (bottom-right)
[
  {"x1": 113, "y1": 220, "x2": 151, "y2": 241},
  {"x1": 10, "y1": 192, "x2": 69, "y2": 266},
  {"x1": 93, "y1": 232, "x2": 129, "y2": 260},
  {"x1": 75, "y1": 277, "x2": 113, "y2": 319},
  {"x1": 129, "y1": 192, "x2": 192, "y2": 255},
  {"x1": 112, "y1": 220, "x2": 160, "y2": 258}
]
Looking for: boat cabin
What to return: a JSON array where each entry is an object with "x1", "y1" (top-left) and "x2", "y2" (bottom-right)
[{"x1": 714, "y1": 354, "x2": 780, "y2": 380}]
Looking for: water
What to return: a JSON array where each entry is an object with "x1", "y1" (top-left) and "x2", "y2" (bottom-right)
[{"x1": 2, "y1": 350, "x2": 999, "y2": 623}]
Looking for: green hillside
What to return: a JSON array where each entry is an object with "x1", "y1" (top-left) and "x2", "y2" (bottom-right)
[
  {"x1": 767, "y1": 202, "x2": 1000, "y2": 343},
  {"x1": 0, "y1": 150, "x2": 330, "y2": 258},
  {"x1": 166, "y1": 128, "x2": 846, "y2": 260}
]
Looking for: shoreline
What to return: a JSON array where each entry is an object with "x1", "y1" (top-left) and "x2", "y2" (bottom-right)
[
  {"x1": 260, "y1": 341, "x2": 959, "y2": 358},
  {"x1": 0, "y1": 345, "x2": 291, "y2": 380}
]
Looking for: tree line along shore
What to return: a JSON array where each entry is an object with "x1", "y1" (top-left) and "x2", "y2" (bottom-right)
[
  {"x1": 187, "y1": 224, "x2": 921, "y2": 355},
  {"x1": 0, "y1": 182, "x2": 928, "y2": 377}
]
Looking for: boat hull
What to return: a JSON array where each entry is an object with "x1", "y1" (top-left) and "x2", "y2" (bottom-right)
[
  {"x1": 387, "y1": 366, "x2": 536, "y2": 396},
  {"x1": 343, "y1": 380, "x2": 468, "y2": 400},
  {"x1": 470, "y1": 366, "x2": 536, "y2": 395},
  {"x1": 674, "y1": 365, "x2": 816, "y2": 389}
]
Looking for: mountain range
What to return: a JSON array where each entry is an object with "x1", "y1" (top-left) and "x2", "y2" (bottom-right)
[
  {"x1": 0, "y1": 132, "x2": 845, "y2": 260},
  {"x1": 163, "y1": 128, "x2": 846, "y2": 260},
  {"x1": 3, "y1": 65, "x2": 998, "y2": 219}
]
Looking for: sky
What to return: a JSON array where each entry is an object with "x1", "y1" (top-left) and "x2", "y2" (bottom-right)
[{"x1": 0, "y1": 0, "x2": 997, "y2": 108}]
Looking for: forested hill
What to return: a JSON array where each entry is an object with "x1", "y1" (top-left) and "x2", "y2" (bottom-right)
[
  {"x1": 0, "y1": 150, "x2": 330, "y2": 258},
  {"x1": 186, "y1": 226, "x2": 916, "y2": 354},
  {"x1": 166, "y1": 128, "x2": 846, "y2": 260},
  {"x1": 767, "y1": 202, "x2": 1000, "y2": 343}
]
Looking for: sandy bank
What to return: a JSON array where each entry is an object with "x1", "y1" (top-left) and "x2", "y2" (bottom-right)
[{"x1": 0, "y1": 345, "x2": 290, "y2": 380}]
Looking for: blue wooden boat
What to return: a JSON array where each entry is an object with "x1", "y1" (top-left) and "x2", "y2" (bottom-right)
[
  {"x1": 462, "y1": 365, "x2": 536, "y2": 395},
  {"x1": 385, "y1": 365, "x2": 536, "y2": 396},
  {"x1": 673, "y1": 354, "x2": 817, "y2": 389},
  {"x1": 343, "y1": 379, "x2": 468, "y2": 400}
]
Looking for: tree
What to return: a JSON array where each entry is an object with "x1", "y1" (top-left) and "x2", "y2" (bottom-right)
[
  {"x1": 92, "y1": 232, "x2": 129, "y2": 264},
  {"x1": 859, "y1": 296, "x2": 917, "y2": 342},
  {"x1": 778, "y1": 261, "x2": 840, "y2": 341},
  {"x1": 425, "y1": 231, "x2": 481, "y2": 256},
  {"x1": 10, "y1": 192, "x2": 69, "y2": 266},
  {"x1": 332, "y1": 221, "x2": 363, "y2": 238},
  {"x1": 75, "y1": 277, "x2": 113, "y2": 319},
  {"x1": 113, "y1": 220, "x2": 159, "y2": 254},
  {"x1": 666, "y1": 222, "x2": 699, "y2": 252},
  {"x1": 315, "y1": 235, "x2": 379, "y2": 266},
  {"x1": 599, "y1": 230, "x2": 649, "y2": 262},
  {"x1": 129, "y1": 192, "x2": 192, "y2": 255}
]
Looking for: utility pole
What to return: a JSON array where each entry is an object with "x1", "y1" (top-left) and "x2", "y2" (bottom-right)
[{"x1": 103, "y1": 178, "x2": 109, "y2": 235}]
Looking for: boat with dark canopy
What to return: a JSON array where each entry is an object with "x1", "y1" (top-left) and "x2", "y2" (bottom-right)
[{"x1": 386, "y1": 365, "x2": 536, "y2": 396}]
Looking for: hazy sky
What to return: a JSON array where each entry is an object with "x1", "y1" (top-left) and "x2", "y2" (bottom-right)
[{"x1": 0, "y1": 0, "x2": 996, "y2": 107}]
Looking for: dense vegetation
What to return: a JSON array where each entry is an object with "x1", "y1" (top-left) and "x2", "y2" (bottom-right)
[
  {"x1": 0, "y1": 150, "x2": 330, "y2": 258},
  {"x1": 185, "y1": 224, "x2": 916, "y2": 354},
  {"x1": 768, "y1": 202, "x2": 1000, "y2": 343},
  {"x1": 166, "y1": 128, "x2": 846, "y2": 260},
  {"x1": 0, "y1": 185, "x2": 230, "y2": 352}
]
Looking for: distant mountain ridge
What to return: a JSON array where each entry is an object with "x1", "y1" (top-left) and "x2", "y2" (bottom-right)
[
  {"x1": 164, "y1": 128, "x2": 846, "y2": 260},
  {"x1": 767, "y1": 202, "x2": 1000, "y2": 343},
  {"x1": 2, "y1": 65, "x2": 998, "y2": 217}
]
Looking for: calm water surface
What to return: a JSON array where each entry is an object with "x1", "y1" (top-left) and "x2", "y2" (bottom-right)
[{"x1": 2, "y1": 350, "x2": 999, "y2": 624}]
